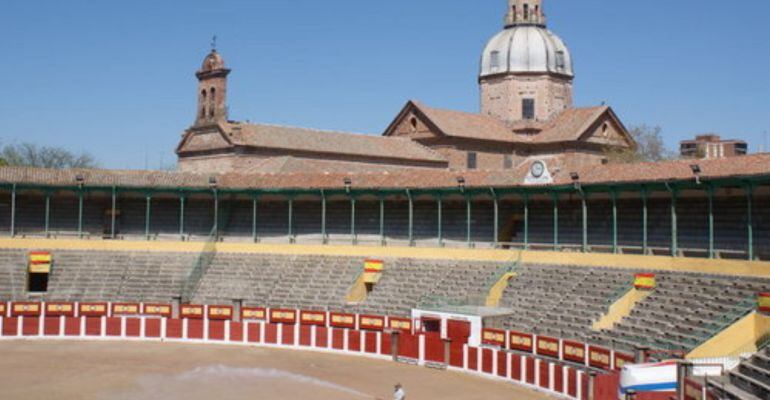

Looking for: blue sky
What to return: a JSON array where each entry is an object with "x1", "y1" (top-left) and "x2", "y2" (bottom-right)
[{"x1": 1, "y1": 0, "x2": 768, "y2": 169}]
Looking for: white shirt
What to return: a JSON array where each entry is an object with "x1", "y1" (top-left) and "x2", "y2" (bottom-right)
[{"x1": 394, "y1": 388, "x2": 405, "y2": 400}]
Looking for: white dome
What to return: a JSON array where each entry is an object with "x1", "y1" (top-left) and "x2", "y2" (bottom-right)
[{"x1": 480, "y1": 26, "x2": 573, "y2": 78}]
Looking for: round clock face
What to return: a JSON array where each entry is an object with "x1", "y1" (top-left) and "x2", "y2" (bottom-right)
[{"x1": 531, "y1": 161, "x2": 545, "y2": 178}]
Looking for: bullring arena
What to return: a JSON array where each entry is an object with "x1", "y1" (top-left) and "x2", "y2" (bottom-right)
[{"x1": 2, "y1": 0, "x2": 770, "y2": 399}]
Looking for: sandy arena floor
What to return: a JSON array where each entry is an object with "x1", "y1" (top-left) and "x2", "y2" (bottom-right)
[{"x1": 0, "y1": 340, "x2": 551, "y2": 400}]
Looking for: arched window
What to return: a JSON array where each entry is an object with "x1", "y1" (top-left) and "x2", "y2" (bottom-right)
[
  {"x1": 410, "y1": 116, "x2": 418, "y2": 130},
  {"x1": 512, "y1": 6, "x2": 516, "y2": 21},
  {"x1": 523, "y1": 4, "x2": 529, "y2": 20},
  {"x1": 490, "y1": 51, "x2": 501, "y2": 70},
  {"x1": 200, "y1": 90, "x2": 207, "y2": 119},
  {"x1": 209, "y1": 88, "x2": 216, "y2": 118},
  {"x1": 534, "y1": 5, "x2": 539, "y2": 20}
]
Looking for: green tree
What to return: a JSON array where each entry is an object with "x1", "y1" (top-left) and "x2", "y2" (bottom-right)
[
  {"x1": 0, "y1": 143, "x2": 99, "y2": 169},
  {"x1": 605, "y1": 124, "x2": 677, "y2": 163}
]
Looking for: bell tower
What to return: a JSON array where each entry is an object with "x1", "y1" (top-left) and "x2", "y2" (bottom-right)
[
  {"x1": 194, "y1": 44, "x2": 230, "y2": 127},
  {"x1": 505, "y1": 0, "x2": 546, "y2": 27}
]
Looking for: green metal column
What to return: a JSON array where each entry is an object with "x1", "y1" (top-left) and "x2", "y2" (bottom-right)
[
  {"x1": 110, "y1": 188, "x2": 117, "y2": 240},
  {"x1": 581, "y1": 192, "x2": 588, "y2": 253},
  {"x1": 252, "y1": 195, "x2": 259, "y2": 243},
  {"x1": 437, "y1": 194, "x2": 443, "y2": 247},
  {"x1": 523, "y1": 193, "x2": 529, "y2": 250},
  {"x1": 145, "y1": 194, "x2": 152, "y2": 241},
  {"x1": 179, "y1": 195, "x2": 185, "y2": 241},
  {"x1": 670, "y1": 188, "x2": 678, "y2": 257},
  {"x1": 44, "y1": 192, "x2": 51, "y2": 238},
  {"x1": 707, "y1": 185, "x2": 715, "y2": 259},
  {"x1": 552, "y1": 192, "x2": 559, "y2": 249},
  {"x1": 10, "y1": 184, "x2": 16, "y2": 237},
  {"x1": 747, "y1": 183, "x2": 754, "y2": 261},
  {"x1": 641, "y1": 187, "x2": 648, "y2": 255},
  {"x1": 288, "y1": 197, "x2": 294, "y2": 244},
  {"x1": 491, "y1": 189, "x2": 499, "y2": 248},
  {"x1": 350, "y1": 196, "x2": 356, "y2": 245},
  {"x1": 466, "y1": 194, "x2": 472, "y2": 247},
  {"x1": 77, "y1": 188, "x2": 84, "y2": 238},
  {"x1": 379, "y1": 196, "x2": 385, "y2": 246},
  {"x1": 320, "y1": 191, "x2": 327, "y2": 244},
  {"x1": 407, "y1": 190, "x2": 414, "y2": 246},
  {"x1": 611, "y1": 190, "x2": 619, "y2": 254}
]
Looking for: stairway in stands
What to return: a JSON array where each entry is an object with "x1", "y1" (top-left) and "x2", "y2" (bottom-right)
[{"x1": 709, "y1": 346, "x2": 770, "y2": 399}]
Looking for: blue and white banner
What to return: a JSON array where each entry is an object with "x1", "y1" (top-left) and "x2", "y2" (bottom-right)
[{"x1": 619, "y1": 361, "x2": 678, "y2": 394}]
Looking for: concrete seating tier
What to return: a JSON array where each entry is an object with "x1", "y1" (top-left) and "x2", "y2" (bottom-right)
[{"x1": 708, "y1": 346, "x2": 770, "y2": 400}]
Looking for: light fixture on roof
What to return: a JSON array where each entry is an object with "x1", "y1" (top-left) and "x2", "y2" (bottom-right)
[
  {"x1": 456, "y1": 176, "x2": 466, "y2": 192},
  {"x1": 570, "y1": 172, "x2": 581, "y2": 192},
  {"x1": 343, "y1": 177, "x2": 352, "y2": 193},
  {"x1": 690, "y1": 164, "x2": 702, "y2": 185},
  {"x1": 209, "y1": 176, "x2": 218, "y2": 188},
  {"x1": 75, "y1": 174, "x2": 84, "y2": 183}
]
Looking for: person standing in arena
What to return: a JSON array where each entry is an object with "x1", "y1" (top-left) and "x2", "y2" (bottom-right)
[{"x1": 393, "y1": 383, "x2": 406, "y2": 400}]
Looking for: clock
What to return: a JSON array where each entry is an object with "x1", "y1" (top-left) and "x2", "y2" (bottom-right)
[{"x1": 530, "y1": 161, "x2": 545, "y2": 178}]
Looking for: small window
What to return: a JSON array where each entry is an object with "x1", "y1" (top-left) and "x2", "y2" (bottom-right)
[
  {"x1": 409, "y1": 116, "x2": 418, "y2": 130},
  {"x1": 490, "y1": 51, "x2": 501, "y2": 70},
  {"x1": 555, "y1": 51, "x2": 565, "y2": 70},
  {"x1": 512, "y1": 6, "x2": 516, "y2": 21},
  {"x1": 503, "y1": 155, "x2": 513, "y2": 169},
  {"x1": 522, "y1": 99, "x2": 535, "y2": 120},
  {"x1": 467, "y1": 152, "x2": 478, "y2": 169},
  {"x1": 523, "y1": 4, "x2": 529, "y2": 20}
]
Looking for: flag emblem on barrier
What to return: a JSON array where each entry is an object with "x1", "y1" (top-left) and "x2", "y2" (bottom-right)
[{"x1": 634, "y1": 273, "x2": 656, "y2": 290}]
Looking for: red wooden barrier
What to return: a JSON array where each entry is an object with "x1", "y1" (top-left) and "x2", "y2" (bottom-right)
[
  {"x1": 300, "y1": 311, "x2": 326, "y2": 326},
  {"x1": 359, "y1": 315, "x2": 385, "y2": 331},
  {"x1": 398, "y1": 333, "x2": 419, "y2": 360},
  {"x1": 65, "y1": 317, "x2": 80, "y2": 336},
  {"x1": 482, "y1": 328, "x2": 506, "y2": 347},
  {"x1": 85, "y1": 317, "x2": 102, "y2": 336},
  {"x1": 230, "y1": 321, "x2": 243, "y2": 342},
  {"x1": 45, "y1": 302, "x2": 75, "y2": 317},
  {"x1": 299, "y1": 325, "x2": 313, "y2": 346},
  {"x1": 379, "y1": 331, "x2": 391, "y2": 356},
  {"x1": 347, "y1": 330, "x2": 361, "y2": 352},
  {"x1": 481, "y1": 348, "x2": 494, "y2": 374},
  {"x1": 106, "y1": 317, "x2": 121, "y2": 336},
  {"x1": 143, "y1": 304, "x2": 172, "y2": 318},
  {"x1": 563, "y1": 340, "x2": 586, "y2": 364},
  {"x1": 264, "y1": 323, "x2": 278, "y2": 344},
  {"x1": 329, "y1": 313, "x2": 355, "y2": 329},
  {"x1": 166, "y1": 319, "x2": 183, "y2": 339},
  {"x1": 536, "y1": 335, "x2": 560, "y2": 358},
  {"x1": 449, "y1": 341, "x2": 464, "y2": 368},
  {"x1": 247, "y1": 322, "x2": 262, "y2": 343},
  {"x1": 242, "y1": 307, "x2": 266, "y2": 321},
  {"x1": 539, "y1": 360, "x2": 550, "y2": 389},
  {"x1": 497, "y1": 351, "x2": 507, "y2": 378},
  {"x1": 424, "y1": 333, "x2": 445, "y2": 364},
  {"x1": 554, "y1": 365, "x2": 564, "y2": 393},
  {"x1": 525, "y1": 357, "x2": 536, "y2": 385},
  {"x1": 270, "y1": 309, "x2": 297, "y2": 325},
  {"x1": 467, "y1": 347, "x2": 478, "y2": 371},
  {"x1": 111, "y1": 303, "x2": 140, "y2": 316},
  {"x1": 186, "y1": 319, "x2": 204, "y2": 339},
  {"x1": 208, "y1": 320, "x2": 225, "y2": 340},
  {"x1": 3, "y1": 317, "x2": 18, "y2": 336},
  {"x1": 44, "y1": 317, "x2": 60, "y2": 335},
  {"x1": 446, "y1": 319, "x2": 471, "y2": 343},
  {"x1": 510, "y1": 354, "x2": 522, "y2": 381},
  {"x1": 594, "y1": 372, "x2": 621, "y2": 400},
  {"x1": 22, "y1": 317, "x2": 39, "y2": 336},
  {"x1": 145, "y1": 318, "x2": 161, "y2": 338},
  {"x1": 568, "y1": 368, "x2": 578, "y2": 398},
  {"x1": 181, "y1": 305, "x2": 204, "y2": 320},
  {"x1": 331, "y1": 328, "x2": 345, "y2": 350},
  {"x1": 509, "y1": 330, "x2": 534, "y2": 352},
  {"x1": 11, "y1": 302, "x2": 41, "y2": 317},
  {"x1": 364, "y1": 331, "x2": 378, "y2": 354},
  {"x1": 589, "y1": 346, "x2": 612, "y2": 370},
  {"x1": 316, "y1": 327, "x2": 328, "y2": 349},
  {"x1": 79, "y1": 303, "x2": 108, "y2": 318},
  {"x1": 281, "y1": 324, "x2": 295, "y2": 345},
  {"x1": 207, "y1": 305, "x2": 233, "y2": 321}
]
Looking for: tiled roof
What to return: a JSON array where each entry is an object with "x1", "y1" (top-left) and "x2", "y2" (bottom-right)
[
  {"x1": 229, "y1": 122, "x2": 446, "y2": 163},
  {"x1": 1, "y1": 154, "x2": 769, "y2": 191},
  {"x1": 407, "y1": 101, "x2": 615, "y2": 144}
]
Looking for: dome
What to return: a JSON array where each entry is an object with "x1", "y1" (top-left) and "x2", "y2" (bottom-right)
[
  {"x1": 200, "y1": 50, "x2": 226, "y2": 72},
  {"x1": 480, "y1": 26, "x2": 573, "y2": 78}
]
